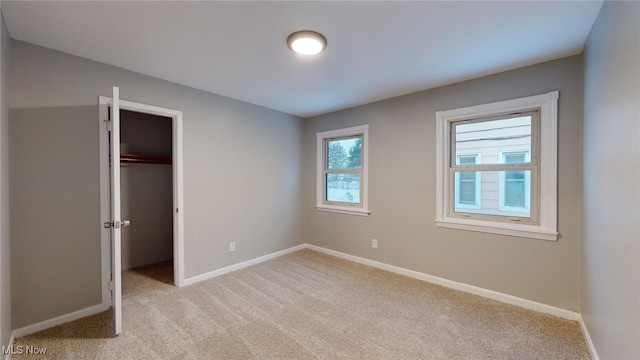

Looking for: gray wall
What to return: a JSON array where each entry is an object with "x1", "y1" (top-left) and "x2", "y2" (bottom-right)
[
  {"x1": 303, "y1": 56, "x2": 583, "y2": 310},
  {"x1": 9, "y1": 8, "x2": 639, "y2": 356},
  {"x1": 9, "y1": 41, "x2": 304, "y2": 328},
  {"x1": 582, "y1": 1, "x2": 640, "y2": 359},
  {"x1": 120, "y1": 110, "x2": 173, "y2": 270},
  {"x1": 10, "y1": 105, "x2": 101, "y2": 328},
  {"x1": 0, "y1": 10, "x2": 12, "y2": 348}
]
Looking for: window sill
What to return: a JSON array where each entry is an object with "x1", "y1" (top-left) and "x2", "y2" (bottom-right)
[
  {"x1": 435, "y1": 217, "x2": 558, "y2": 241},
  {"x1": 316, "y1": 205, "x2": 370, "y2": 216}
]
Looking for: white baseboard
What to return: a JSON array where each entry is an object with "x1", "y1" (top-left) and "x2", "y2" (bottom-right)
[
  {"x1": 11, "y1": 302, "x2": 109, "y2": 340},
  {"x1": 578, "y1": 315, "x2": 600, "y2": 360},
  {"x1": 10, "y1": 245, "x2": 307, "y2": 341},
  {"x1": 306, "y1": 244, "x2": 580, "y2": 321},
  {"x1": 8, "y1": 242, "x2": 595, "y2": 357},
  {"x1": 182, "y1": 244, "x2": 307, "y2": 286},
  {"x1": 3, "y1": 332, "x2": 15, "y2": 360}
]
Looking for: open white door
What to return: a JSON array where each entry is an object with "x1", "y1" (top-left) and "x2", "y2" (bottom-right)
[
  {"x1": 107, "y1": 86, "x2": 126, "y2": 335},
  {"x1": 99, "y1": 87, "x2": 184, "y2": 337}
]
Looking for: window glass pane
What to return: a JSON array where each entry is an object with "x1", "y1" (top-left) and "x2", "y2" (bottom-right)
[
  {"x1": 457, "y1": 155, "x2": 477, "y2": 165},
  {"x1": 454, "y1": 116, "x2": 531, "y2": 165},
  {"x1": 456, "y1": 155, "x2": 478, "y2": 205},
  {"x1": 504, "y1": 153, "x2": 526, "y2": 164},
  {"x1": 454, "y1": 171, "x2": 530, "y2": 217},
  {"x1": 505, "y1": 171, "x2": 526, "y2": 207},
  {"x1": 459, "y1": 176, "x2": 476, "y2": 204},
  {"x1": 326, "y1": 173, "x2": 360, "y2": 203},
  {"x1": 460, "y1": 172, "x2": 476, "y2": 181},
  {"x1": 327, "y1": 137, "x2": 362, "y2": 169},
  {"x1": 502, "y1": 152, "x2": 528, "y2": 208}
]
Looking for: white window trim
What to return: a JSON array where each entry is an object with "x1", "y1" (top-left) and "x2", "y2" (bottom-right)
[
  {"x1": 454, "y1": 153, "x2": 482, "y2": 210},
  {"x1": 316, "y1": 124, "x2": 369, "y2": 216},
  {"x1": 498, "y1": 149, "x2": 531, "y2": 213},
  {"x1": 435, "y1": 92, "x2": 558, "y2": 241}
]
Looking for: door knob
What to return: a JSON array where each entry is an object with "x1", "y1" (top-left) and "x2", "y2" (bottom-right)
[{"x1": 104, "y1": 220, "x2": 130, "y2": 228}]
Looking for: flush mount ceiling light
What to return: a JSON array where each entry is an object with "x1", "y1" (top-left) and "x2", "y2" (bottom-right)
[{"x1": 287, "y1": 30, "x2": 327, "y2": 55}]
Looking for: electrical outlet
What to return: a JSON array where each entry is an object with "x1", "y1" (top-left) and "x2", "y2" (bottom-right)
[
  {"x1": 372, "y1": 239, "x2": 378, "y2": 249},
  {"x1": 229, "y1": 242, "x2": 236, "y2": 252}
]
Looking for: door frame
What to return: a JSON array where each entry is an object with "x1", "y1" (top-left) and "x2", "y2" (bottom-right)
[{"x1": 98, "y1": 95, "x2": 185, "y2": 308}]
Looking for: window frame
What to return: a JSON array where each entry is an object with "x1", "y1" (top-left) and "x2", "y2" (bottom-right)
[
  {"x1": 435, "y1": 92, "x2": 558, "y2": 241},
  {"x1": 316, "y1": 124, "x2": 369, "y2": 216}
]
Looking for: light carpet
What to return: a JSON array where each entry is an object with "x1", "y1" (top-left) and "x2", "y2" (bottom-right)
[{"x1": 14, "y1": 249, "x2": 590, "y2": 359}]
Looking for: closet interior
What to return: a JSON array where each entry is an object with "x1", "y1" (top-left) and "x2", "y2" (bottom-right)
[{"x1": 119, "y1": 109, "x2": 174, "y2": 282}]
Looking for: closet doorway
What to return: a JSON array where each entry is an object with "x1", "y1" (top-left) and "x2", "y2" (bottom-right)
[
  {"x1": 98, "y1": 93, "x2": 184, "y2": 335},
  {"x1": 119, "y1": 109, "x2": 173, "y2": 272}
]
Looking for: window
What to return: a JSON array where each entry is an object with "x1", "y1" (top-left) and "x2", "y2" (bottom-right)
[
  {"x1": 435, "y1": 92, "x2": 558, "y2": 241},
  {"x1": 499, "y1": 150, "x2": 531, "y2": 213},
  {"x1": 455, "y1": 153, "x2": 481, "y2": 210},
  {"x1": 316, "y1": 124, "x2": 369, "y2": 215},
  {"x1": 449, "y1": 113, "x2": 537, "y2": 221}
]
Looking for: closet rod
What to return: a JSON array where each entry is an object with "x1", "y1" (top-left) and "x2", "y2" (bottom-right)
[{"x1": 119, "y1": 153, "x2": 171, "y2": 165}]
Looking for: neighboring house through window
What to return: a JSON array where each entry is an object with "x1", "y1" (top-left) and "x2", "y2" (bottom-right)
[{"x1": 435, "y1": 91, "x2": 558, "y2": 241}]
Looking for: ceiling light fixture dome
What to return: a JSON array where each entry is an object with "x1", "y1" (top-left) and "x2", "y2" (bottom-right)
[{"x1": 287, "y1": 30, "x2": 327, "y2": 55}]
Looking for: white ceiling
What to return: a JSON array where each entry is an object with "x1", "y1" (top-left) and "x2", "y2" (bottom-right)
[{"x1": 2, "y1": 1, "x2": 603, "y2": 118}]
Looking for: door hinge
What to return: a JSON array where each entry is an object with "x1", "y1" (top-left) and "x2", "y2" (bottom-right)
[
  {"x1": 105, "y1": 120, "x2": 113, "y2": 131},
  {"x1": 109, "y1": 281, "x2": 114, "y2": 291}
]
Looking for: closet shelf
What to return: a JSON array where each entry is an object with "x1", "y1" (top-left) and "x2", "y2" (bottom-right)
[{"x1": 120, "y1": 153, "x2": 171, "y2": 165}]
